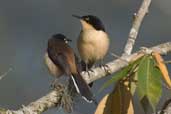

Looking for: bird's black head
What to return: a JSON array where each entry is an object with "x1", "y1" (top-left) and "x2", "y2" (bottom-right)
[
  {"x1": 72, "y1": 15, "x2": 105, "y2": 32},
  {"x1": 52, "y1": 34, "x2": 72, "y2": 43}
]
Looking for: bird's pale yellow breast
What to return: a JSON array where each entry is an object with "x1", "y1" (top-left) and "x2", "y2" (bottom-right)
[{"x1": 77, "y1": 30, "x2": 109, "y2": 63}]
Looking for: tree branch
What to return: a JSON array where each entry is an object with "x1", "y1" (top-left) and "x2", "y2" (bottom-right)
[
  {"x1": 2, "y1": 42, "x2": 171, "y2": 114},
  {"x1": 123, "y1": 0, "x2": 151, "y2": 55}
]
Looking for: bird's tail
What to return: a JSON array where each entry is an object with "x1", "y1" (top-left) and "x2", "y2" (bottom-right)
[{"x1": 71, "y1": 73, "x2": 97, "y2": 105}]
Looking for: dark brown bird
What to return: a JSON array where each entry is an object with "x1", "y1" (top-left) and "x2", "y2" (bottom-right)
[{"x1": 44, "y1": 34, "x2": 96, "y2": 103}]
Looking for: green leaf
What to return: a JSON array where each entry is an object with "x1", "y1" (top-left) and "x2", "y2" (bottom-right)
[
  {"x1": 137, "y1": 55, "x2": 162, "y2": 112},
  {"x1": 99, "y1": 56, "x2": 143, "y2": 93},
  {"x1": 130, "y1": 73, "x2": 138, "y2": 95}
]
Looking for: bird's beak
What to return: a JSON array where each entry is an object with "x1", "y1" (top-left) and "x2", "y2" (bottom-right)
[
  {"x1": 66, "y1": 38, "x2": 72, "y2": 42},
  {"x1": 64, "y1": 38, "x2": 72, "y2": 44},
  {"x1": 72, "y1": 15, "x2": 82, "y2": 19},
  {"x1": 67, "y1": 39, "x2": 72, "y2": 42}
]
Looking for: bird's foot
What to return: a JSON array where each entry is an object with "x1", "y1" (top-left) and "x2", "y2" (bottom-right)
[
  {"x1": 100, "y1": 64, "x2": 111, "y2": 74},
  {"x1": 87, "y1": 68, "x2": 95, "y2": 77},
  {"x1": 82, "y1": 68, "x2": 94, "y2": 78}
]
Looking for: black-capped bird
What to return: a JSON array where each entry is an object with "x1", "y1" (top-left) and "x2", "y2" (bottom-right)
[
  {"x1": 44, "y1": 34, "x2": 96, "y2": 103},
  {"x1": 72, "y1": 15, "x2": 110, "y2": 71}
]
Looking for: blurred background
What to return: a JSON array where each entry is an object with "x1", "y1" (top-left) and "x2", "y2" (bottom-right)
[{"x1": 0, "y1": 0, "x2": 170, "y2": 114}]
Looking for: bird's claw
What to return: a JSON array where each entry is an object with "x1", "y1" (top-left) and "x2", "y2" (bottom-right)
[
  {"x1": 100, "y1": 64, "x2": 111, "y2": 74},
  {"x1": 87, "y1": 69, "x2": 94, "y2": 77},
  {"x1": 82, "y1": 68, "x2": 94, "y2": 77}
]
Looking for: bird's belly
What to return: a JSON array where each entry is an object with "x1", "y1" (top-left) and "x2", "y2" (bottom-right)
[
  {"x1": 78, "y1": 30, "x2": 109, "y2": 63},
  {"x1": 44, "y1": 53, "x2": 63, "y2": 77}
]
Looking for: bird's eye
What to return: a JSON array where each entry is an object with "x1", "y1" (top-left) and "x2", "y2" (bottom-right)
[{"x1": 63, "y1": 38, "x2": 67, "y2": 43}]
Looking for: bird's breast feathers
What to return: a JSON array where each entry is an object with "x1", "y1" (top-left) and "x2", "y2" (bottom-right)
[{"x1": 78, "y1": 30, "x2": 109, "y2": 62}]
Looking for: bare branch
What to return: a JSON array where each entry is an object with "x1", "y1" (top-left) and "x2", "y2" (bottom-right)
[{"x1": 123, "y1": 0, "x2": 151, "y2": 55}]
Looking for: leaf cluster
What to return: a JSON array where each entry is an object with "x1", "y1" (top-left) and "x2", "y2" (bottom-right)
[{"x1": 96, "y1": 52, "x2": 171, "y2": 114}]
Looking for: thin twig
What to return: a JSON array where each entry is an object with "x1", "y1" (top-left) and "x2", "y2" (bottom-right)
[
  {"x1": 110, "y1": 52, "x2": 128, "y2": 64},
  {"x1": 123, "y1": 0, "x2": 151, "y2": 56},
  {"x1": 0, "y1": 68, "x2": 12, "y2": 80},
  {"x1": 164, "y1": 61, "x2": 171, "y2": 64}
]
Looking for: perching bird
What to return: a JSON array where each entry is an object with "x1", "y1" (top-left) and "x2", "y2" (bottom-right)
[
  {"x1": 44, "y1": 34, "x2": 96, "y2": 103},
  {"x1": 73, "y1": 15, "x2": 110, "y2": 71}
]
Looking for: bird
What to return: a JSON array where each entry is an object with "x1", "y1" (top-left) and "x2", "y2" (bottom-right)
[
  {"x1": 72, "y1": 15, "x2": 110, "y2": 72},
  {"x1": 44, "y1": 33, "x2": 96, "y2": 103}
]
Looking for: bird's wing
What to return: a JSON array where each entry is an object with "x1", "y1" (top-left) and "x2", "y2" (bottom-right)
[{"x1": 47, "y1": 47, "x2": 71, "y2": 75}]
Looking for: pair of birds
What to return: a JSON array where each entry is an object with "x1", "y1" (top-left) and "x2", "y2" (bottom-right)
[{"x1": 45, "y1": 15, "x2": 110, "y2": 104}]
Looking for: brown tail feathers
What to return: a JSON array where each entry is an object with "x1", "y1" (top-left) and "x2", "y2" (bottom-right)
[{"x1": 71, "y1": 73, "x2": 97, "y2": 105}]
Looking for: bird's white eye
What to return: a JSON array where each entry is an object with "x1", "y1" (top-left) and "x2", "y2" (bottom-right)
[{"x1": 64, "y1": 38, "x2": 68, "y2": 43}]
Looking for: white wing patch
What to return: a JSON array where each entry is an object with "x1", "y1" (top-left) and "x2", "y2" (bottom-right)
[
  {"x1": 71, "y1": 76, "x2": 80, "y2": 94},
  {"x1": 71, "y1": 75, "x2": 93, "y2": 103}
]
